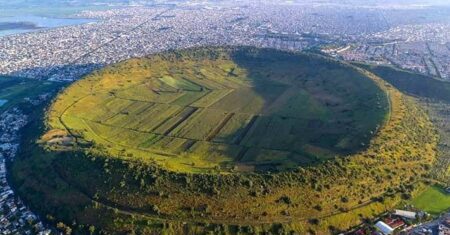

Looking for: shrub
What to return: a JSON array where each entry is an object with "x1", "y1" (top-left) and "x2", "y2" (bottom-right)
[{"x1": 277, "y1": 195, "x2": 292, "y2": 205}]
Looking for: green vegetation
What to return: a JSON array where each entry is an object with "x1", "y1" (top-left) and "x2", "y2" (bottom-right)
[
  {"x1": 356, "y1": 63, "x2": 450, "y2": 184},
  {"x1": 355, "y1": 63, "x2": 450, "y2": 103},
  {"x1": 419, "y1": 100, "x2": 450, "y2": 184},
  {"x1": 0, "y1": 76, "x2": 61, "y2": 111},
  {"x1": 11, "y1": 47, "x2": 438, "y2": 234},
  {"x1": 47, "y1": 47, "x2": 389, "y2": 173},
  {"x1": 411, "y1": 185, "x2": 450, "y2": 215}
]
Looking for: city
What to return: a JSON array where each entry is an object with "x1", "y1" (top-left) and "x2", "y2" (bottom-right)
[
  {"x1": 0, "y1": 107, "x2": 51, "y2": 234},
  {"x1": 1, "y1": 3, "x2": 449, "y2": 82}
]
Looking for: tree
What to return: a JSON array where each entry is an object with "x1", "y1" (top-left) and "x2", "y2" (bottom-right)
[
  {"x1": 152, "y1": 205, "x2": 161, "y2": 215},
  {"x1": 308, "y1": 218, "x2": 320, "y2": 225},
  {"x1": 56, "y1": 222, "x2": 72, "y2": 235},
  {"x1": 89, "y1": 225, "x2": 96, "y2": 235}
]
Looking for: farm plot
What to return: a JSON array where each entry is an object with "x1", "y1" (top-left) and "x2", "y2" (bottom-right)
[
  {"x1": 170, "y1": 108, "x2": 229, "y2": 140},
  {"x1": 191, "y1": 89, "x2": 233, "y2": 108},
  {"x1": 103, "y1": 101, "x2": 155, "y2": 126},
  {"x1": 48, "y1": 47, "x2": 389, "y2": 173},
  {"x1": 146, "y1": 136, "x2": 191, "y2": 153},
  {"x1": 171, "y1": 90, "x2": 210, "y2": 106},
  {"x1": 212, "y1": 113, "x2": 254, "y2": 144},
  {"x1": 158, "y1": 75, "x2": 203, "y2": 91},
  {"x1": 268, "y1": 88, "x2": 329, "y2": 119},
  {"x1": 115, "y1": 82, "x2": 182, "y2": 103},
  {"x1": 152, "y1": 106, "x2": 199, "y2": 135},
  {"x1": 125, "y1": 104, "x2": 181, "y2": 131},
  {"x1": 67, "y1": 95, "x2": 135, "y2": 123},
  {"x1": 188, "y1": 141, "x2": 243, "y2": 163},
  {"x1": 208, "y1": 82, "x2": 287, "y2": 114}
]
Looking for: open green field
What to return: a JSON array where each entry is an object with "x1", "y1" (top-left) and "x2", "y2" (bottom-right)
[
  {"x1": 47, "y1": 47, "x2": 389, "y2": 173},
  {"x1": 0, "y1": 76, "x2": 61, "y2": 112},
  {"x1": 10, "y1": 48, "x2": 439, "y2": 234},
  {"x1": 411, "y1": 185, "x2": 450, "y2": 215}
]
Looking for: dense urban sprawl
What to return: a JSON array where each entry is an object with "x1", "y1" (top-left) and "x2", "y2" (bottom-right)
[
  {"x1": 0, "y1": 107, "x2": 51, "y2": 234},
  {"x1": 1, "y1": 3, "x2": 449, "y2": 81}
]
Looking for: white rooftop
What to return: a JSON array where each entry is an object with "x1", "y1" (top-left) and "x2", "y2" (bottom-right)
[
  {"x1": 394, "y1": 209, "x2": 417, "y2": 219},
  {"x1": 375, "y1": 221, "x2": 394, "y2": 235}
]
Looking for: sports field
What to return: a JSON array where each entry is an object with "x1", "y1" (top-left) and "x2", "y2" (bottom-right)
[
  {"x1": 47, "y1": 47, "x2": 389, "y2": 172},
  {"x1": 412, "y1": 185, "x2": 450, "y2": 215}
]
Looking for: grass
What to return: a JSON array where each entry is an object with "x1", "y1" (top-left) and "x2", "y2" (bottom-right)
[
  {"x1": 0, "y1": 76, "x2": 61, "y2": 112},
  {"x1": 411, "y1": 185, "x2": 450, "y2": 215},
  {"x1": 356, "y1": 62, "x2": 450, "y2": 184},
  {"x1": 46, "y1": 47, "x2": 389, "y2": 173}
]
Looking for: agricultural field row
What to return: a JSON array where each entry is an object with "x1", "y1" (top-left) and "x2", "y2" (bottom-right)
[
  {"x1": 62, "y1": 97, "x2": 326, "y2": 168},
  {"x1": 49, "y1": 47, "x2": 389, "y2": 172}
]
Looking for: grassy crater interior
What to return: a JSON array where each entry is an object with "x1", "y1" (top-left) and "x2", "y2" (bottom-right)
[{"x1": 47, "y1": 47, "x2": 389, "y2": 173}]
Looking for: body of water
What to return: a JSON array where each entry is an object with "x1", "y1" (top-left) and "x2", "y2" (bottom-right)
[{"x1": 0, "y1": 15, "x2": 96, "y2": 37}]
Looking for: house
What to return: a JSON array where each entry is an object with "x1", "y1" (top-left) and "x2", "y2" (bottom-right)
[
  {"x1": 383, "y1": 217, "x2": 405, "y2": 230},
  {"x1": 375, "y1": 221, "x2": 394, "y2": 235},
  {"x1": 394, "y1": 209, "x2": 417, "y2": 220},
  {"x1": 438, "y1": 223, "x2": 450, "y2": 235},
  {"x1": 38, "y1": 229, "x2": 52, "y2": 235},
  {"x1": 353, "y1": 228, "x2": 366, "y2": 235}
]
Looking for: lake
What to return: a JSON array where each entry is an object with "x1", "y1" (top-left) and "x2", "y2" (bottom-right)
[{"x1": 0, "y1": 15, "x2": 96, "y2": 37}]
